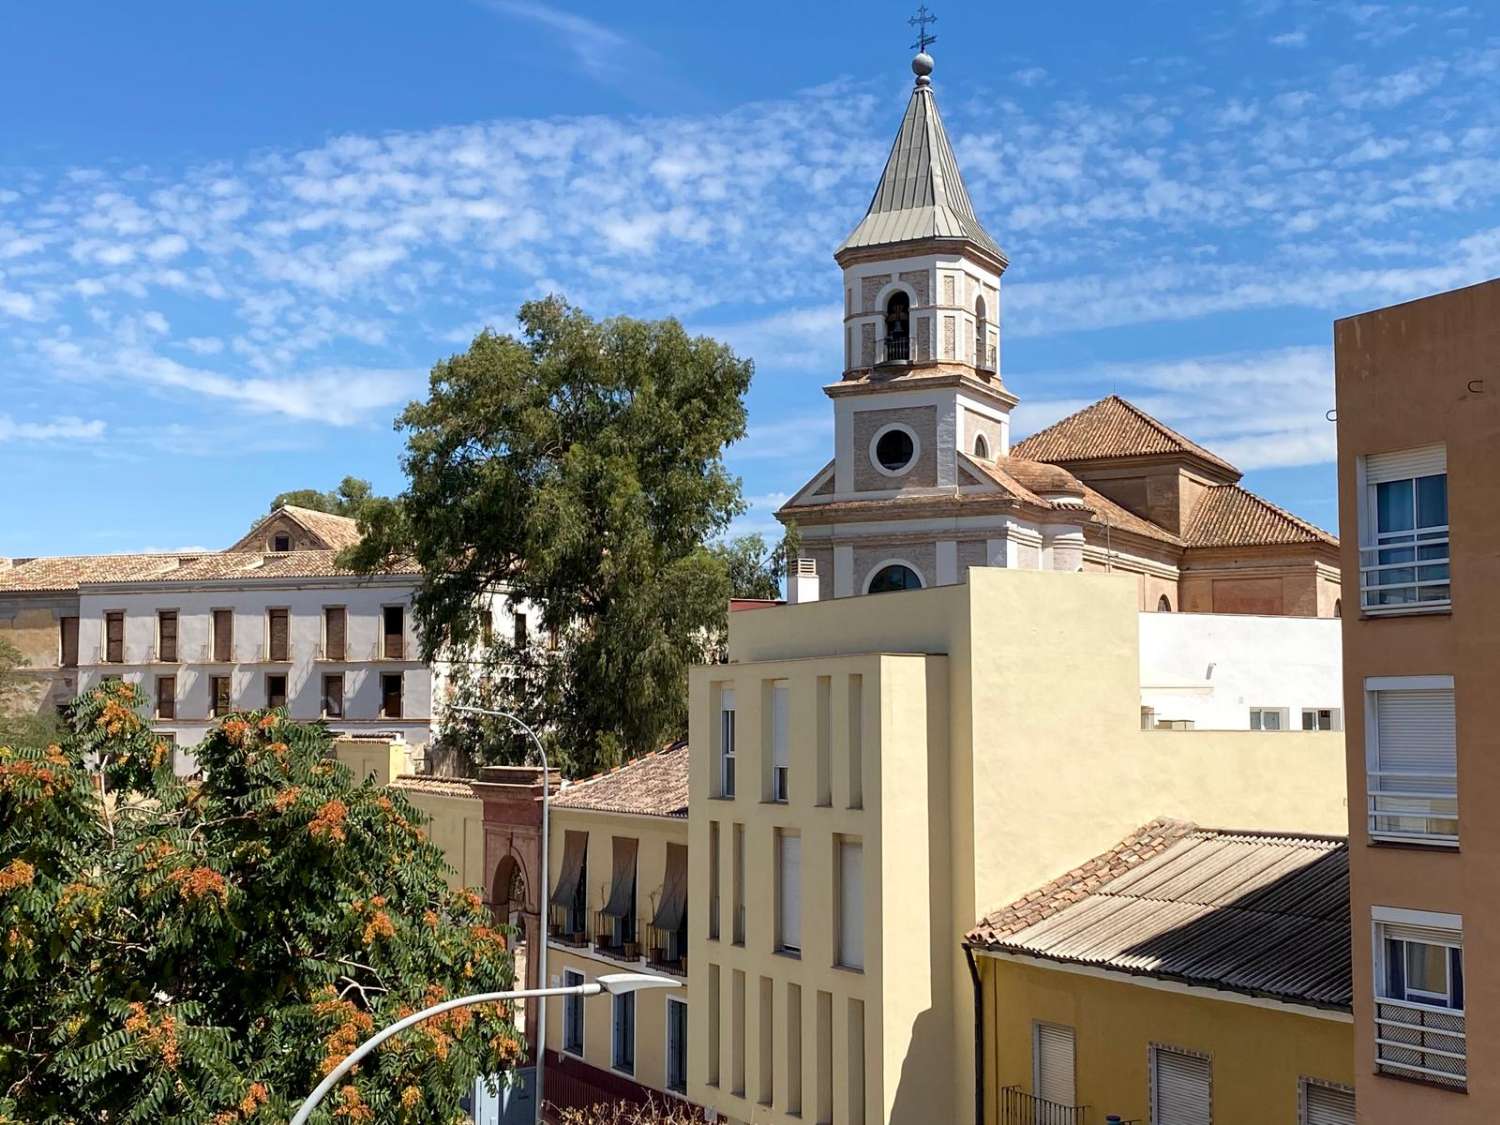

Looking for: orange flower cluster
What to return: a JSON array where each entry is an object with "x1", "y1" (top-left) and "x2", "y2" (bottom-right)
[
  {"x1": 151, "y1": 741, "x2": 172, "y2": 769},
  {"x1": 270, "y1": 786, "x2": 301, "y2": 812},
  {"x1": 267, "y1": 741, "x2": 290, "y2": 759},
  {"x1": 168, "y1": 865, "x2": 229, "y2": 907},
  {"x1": 123, "y1": 1001, "x2": 181, "y2": 1069},
  {"x1": 350, "y1": 895, "x2": 396, "y2": 946},
  {"x1": 422, "y1": 909, "x2": 440, "y2": 930},
  {"x1": 313, "y1": 992, "x2": 375, "y2": 1077},
  {"x1": 399, "y1": 1085, "x2": 422, "y2": 1112},
  {"x1": 210, "y1": 1081, "x2": 270, "y2": 1125},
  {"x1": 44, "y1": 744, "x2": 68, "y2": 765},
  {"x1": 140, "y1": 841, "x2": 176, "y2": 873},
  {"x1": 309, "y1": 799, "x2": 348, "y2": 843},
  {"x1": 374, "y1": 796, "x2": 417, "y2": 834},
  {"x1": 333, "y1": 1085, "x2": 374, "y2": 1122},
  {"x1": 95, "y1": 698, "x2": 142, "y2": 738},
  {"x1": 220, "y1": 718, "x2": 251, "y2": 746},
  {"x1": 0, "y1": 859, "x2": 35, "y2": 894},
  {"x1": 0, "y1": 759, "x2": 59, "y2": 799},
  {"x1": 258, "y1": 714, "x2": 280, "y2": 730}
]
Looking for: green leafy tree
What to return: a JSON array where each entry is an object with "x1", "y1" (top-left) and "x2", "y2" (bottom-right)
[
  {"x1": 0, "y1": 681, "x2": 522, "y2": 1123},
  {"x1": 345, "y1": 297, "x2": 755, "y2": 775},
  {"x1": 264, "y1": 476, "x2": 377, "y2": 521},
  {"x1": 0, "y1": 638, "x2": 64, "y2": 749}
]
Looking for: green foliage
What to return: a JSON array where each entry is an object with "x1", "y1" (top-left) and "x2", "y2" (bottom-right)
[
  {"x1": 0, "y1": 638, "x2": 65, "y2": 750},
  {"x1": 265, "y1": 476, "x2": 378, "y2": 522},
  {"x1": 0, "y1": 681, "x2": 522, "y2": 1123},
  {"x1": 344, "y1": 296, "x2": 755, "y2": 775}
]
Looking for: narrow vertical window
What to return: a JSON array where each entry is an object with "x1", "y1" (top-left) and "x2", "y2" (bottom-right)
[
  {"x1": 848, "y1": 674, "x2": 864, "y2": 809},
  {"x1": 816, "y1": 675, "x2": 832, "y2": 806},
  {"x1": 323, "y1": 606, "x2": 346, "y2": 661},
  {"x1": 719, "y1": 687, "x2": 737, "y2": 797},
  {"x1": 847, "y1": 999, "x2": 866, "y2": 1124},
  {"x1": 837, "y1": 837, "x2": 864, "y2": 970},
  {"x1": 380, "y1": 673, "x2": 403, "y2": 718},
  {"x1": 212, "y1": 609, "x2": 233, "y2": 663},
  {"x1": 322, "y1": 674, "x2": 344, "y2": 719},
  {"x1": 666, "y1": 996, "x2": 687, "y2": 1094},
  {"x1": 562, "y1": 968, "x2": 585, "y2": 1056},
  {"x1": 611, "y1": 990, "x2": 635, "y2": 1074},
  {"x1": 708, "y1": 821, "x2": 721, "y2": 941},
  {"x1": 210, "y1": 675, "x2": 232, "y2": 717},
  {"x1": 758, "y1": 976, "x2": 774, "y2": 1106},
  {"x1": 513, "y1": 606, "x2": 528, "y2": 646},
  {"x1": 266, "y1": 673, "x2": 288, "y2": 710},
  {"x1": 267, "y1": 608, "x2": 290, "y2": 662},
  {"x1": 816, "y1": 991, "x2": 833, "y2": 1123},
  {"x1": 59, "y1": 616, "x2": 79, "y2": 668},
  {"x1": 771, "y1": 680, "x2": 790, "y2": 801},
  {"x1": 786, "y1": 983, "x2": 803, "y2": 1116},
  {"x1": 732, "y1": 823, "x2": 745, "y2": 946},
  {"x1": 382, "y1": 605, "x2": 405, "y2": 659},
  {"x1": 776, "y1": 830, "x2": 802, "y2": 955},
  {"x1": 731, "y1": 969, "x2": 746, "y2": 1097},
  {"x1": 155, "y1": 675, "x2": 176, "y2": 720},
  {"x1": 157, "y1": 610, "x2": 177, "y2": 663},
  {"x1": 104, "y1": 611, "x2": 124, "y2": 664},
  {"x1": 707, "y1": 963, "x2": 721, "y2": 1087}
]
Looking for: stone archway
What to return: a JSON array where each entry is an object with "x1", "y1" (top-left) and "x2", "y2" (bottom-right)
[{"x1": 491, "y1": 853, "x2": 527, "y2": 938}]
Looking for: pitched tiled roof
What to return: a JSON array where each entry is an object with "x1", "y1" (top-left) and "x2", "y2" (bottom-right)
[
  {"x1": 0, "y1": 553, "x2": 194, "y2": 593},
  {"x1": 1013, "y1": 396, "x2": 1240, "y2": 479},
  {"x1": 145, "y1": 549, "x2": 418, "y2": 583},
  {"x1": 967, "y1": 821, "x2": 1351, "y2": 1010},
  {"x1": 278, "y1": 505, "x2": 363, "y2": 550},
  {"x1": 552, "y1": 742, "x2": 689, "y2": 819},
  {"x1": 1185, "y1": 485, "x2": 1338, "y2": 549}
]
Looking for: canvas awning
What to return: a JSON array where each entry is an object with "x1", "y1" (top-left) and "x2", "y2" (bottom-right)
[
  {"x1": 651, "y1": 843, "x2": 689, "y2": 934},
  {"x1": 549, "y1": 830, "x2": 588, "y2": 909},
  {"x1": 601, "y1": 836, "x2": 639, "y2": 919}
]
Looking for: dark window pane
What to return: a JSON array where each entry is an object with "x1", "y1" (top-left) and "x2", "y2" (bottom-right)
[
  {"x1": 1376, "y1": 479, "x2": 1414, "y2": 534},
  {"x1": 1416, "y1": 473, "x2": 1448, "y2": 529}
]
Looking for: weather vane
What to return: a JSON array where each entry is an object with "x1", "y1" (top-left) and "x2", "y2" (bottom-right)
[{"x1": 909, "y1": 4, "x2": 938, "y2": 54}]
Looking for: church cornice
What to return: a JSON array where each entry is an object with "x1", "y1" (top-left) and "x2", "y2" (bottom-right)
[{"x1": 827, "y1": 365, "x2": 1018, "y2": 409}]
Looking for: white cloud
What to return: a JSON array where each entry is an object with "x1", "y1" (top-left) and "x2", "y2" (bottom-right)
[
  {"x1": 1012, "y1": 67, "x2": 1048, "y2": 87},
  {"x1": 1270, "y1": 29, "x2": 1309, "y2": 46},
  {"x1": 0, "y1": 414, "x2": 106, "y2": 443}
]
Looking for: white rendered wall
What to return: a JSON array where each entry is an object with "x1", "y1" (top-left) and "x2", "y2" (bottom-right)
[{"x1": 1138, "y1": 611, "x2": 1343, "y2": 731}]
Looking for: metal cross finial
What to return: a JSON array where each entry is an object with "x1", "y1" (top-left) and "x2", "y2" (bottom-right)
[{"x1": 909, "y1": 4, "x2": 938, "y2": 53}]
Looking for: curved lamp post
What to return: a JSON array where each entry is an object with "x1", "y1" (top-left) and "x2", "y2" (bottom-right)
[
  {"x1": 451, "y1": 703, "x2": 551, "y2": 1124},
  {"x1": 289, "y1": 973, "x2": 680, "y2": 1125}
]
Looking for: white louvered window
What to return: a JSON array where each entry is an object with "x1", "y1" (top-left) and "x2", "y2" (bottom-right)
[
  {"x1": 771, "y1": 681, "x2": 790, "y2": 801},
  {"x1": 1152, "y1": 1046, "x2": 1211, "y2": 1125},
  {"x1": 1360, "y1": 445, "x2": 1449, "y2": 612},
  {"x1": 1365, "y1": 678, "x2": 1457, "y2": 844},
  {"x1": 1373, "y1": 912, "x2": 1466, "y2": 1089},
  {"x1": 1300, "y1": 1078, "x2": 1354, "y2": 1125},
  {"x1": 719, "y1": 688, "x2": 736, "y2": 798},
  {"x1": 1033, "y1": 1022, "x2": 1076, "y2": 1108},
  {"x1": 776, "y1": 831, "x2": 801, "y2": 955}
]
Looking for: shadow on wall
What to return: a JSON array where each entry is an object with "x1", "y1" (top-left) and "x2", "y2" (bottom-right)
[{"x1": 888, "y1": 1006, "x2": 951, "y2": 1125}]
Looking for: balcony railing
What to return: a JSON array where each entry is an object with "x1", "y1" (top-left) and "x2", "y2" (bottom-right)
[
  {"x1": 593, "y1": 910, "x2": 638, "y2": 959},
  {"x1": 977, "y1": 340, "x2": 997, "y2": 372},
  {"x1": 1367, "y1": 770, "x2": 1458, "y2": 845},
  {"x1": 548, "y1": 904, "x2": 589, "y2": 947},
  {"x1": 1000, "y1": 1087, "x2": 1088, "y2": 1125},
  {"x1": 1360, "y1": 528, "x2": 1450, "y2": 612},
  {"x1": 1376, "y1": 998, "x2": 1466, "y2": 1089},
  {"x1": 646, "y1": 924, "x2": 687, "y2": 975},
  {"x1": 876, "y1": 335, "x2": 911, "y2": 366}
]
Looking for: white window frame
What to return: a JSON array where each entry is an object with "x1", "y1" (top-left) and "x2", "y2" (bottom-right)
[
  {"x1": 1300, "y1": 707, "x2": 1341, "y2": 732},
  {"x1": 862, "y1": 558, "x2": 926, "y2": 595},
  {"x1": 1032, "y1": 1021, "x2": 1076, "y2": 1108},
  {"x1": 1249, "y1": 707, "x2": 1288, "y2": 731},
  {"x1": 868, "y1": 422, "x2": 921, "y2": 477},
  {"x1": 719, "y1": 687, "x2": 736, "y2": 798},
  {"x1": 562, "y1": 968, "x2": 585, "y2": 1058},
  {"x1": 611, "y1": 988, "x2": 635, "y2": 1075},
  {"x1": 1358, "y1": 446, "x2": 1450, "y2": 614},
  {"x1": 1364, "y1": 675, "x2": 1457, "y2": 846},
  {"x1": 665, "y1": 995, "x2": 688, "y2": 1096},
  {"x1": 1298, "y1": 1077, "x2": 1354, "y2": 1125},
  {"x1": 1371, "y1": 906, "x2": 1466, "y2": 1089},
  {"x1": 1149, "y1": 1042, "x2": 1212, "y2": 1124}
]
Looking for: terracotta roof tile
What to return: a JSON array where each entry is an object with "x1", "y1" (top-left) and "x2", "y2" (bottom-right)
[
  {"x1": 1013, "y1": 396, "x2": 1240, "y2": 478},
  {"x1": 0, "y1": 553, "x2": 194, "y2": 593},
  {"x1": 552, "y1": 742, "x2": 689, "y2": 819},
  {"x1": 150, "y1": 549, "x2": 419, "y2": 583},
  {"x1": 967, "y1": 821, "x2": 1351, "y2": 1010},
  {"x1": 1184, "y1": 485, "x2": 1338, "y2": 549},
  {"x1": 278, "y1": 506, "x2": 363, "y2": 550}
]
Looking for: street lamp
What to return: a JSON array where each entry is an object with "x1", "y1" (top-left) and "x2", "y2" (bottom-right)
[
  {"x1": 288, "y1": 973, "x2": 680, "y2": 1125},
  {"x1": 451, "y1": 703, "x2": 552, "y2": 1124}
]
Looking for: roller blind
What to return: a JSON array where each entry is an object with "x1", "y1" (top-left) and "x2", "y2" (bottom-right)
[
  {"x1": 324, "y1": 607, "x2": 346, "y2": 660},
  {"x1": 1035, "y1": 1023, "x2": 1076, "y2": 1107},
  {"x1": 1304, "y1": 1082, "x2": 1354, "y2": 1125},
  {"x1": 1365, "y1": 444, "x2": 1446, "y2": 484},
  {"x1": 772, "y1": 682, "x2": 790, "y2": 768},
  {"x1": 838, "y1": 840, "x2": 863, "y2": 970},
  {"x1": 1375, "y1": 689, "x2": 1456, "y2": 779},
  {"x1": 1153, "y1": 1048, "x2": 1211, "y2": 1124},
  {"x1": 778, "y1": 833, "x2": 801, "y2": 952}
]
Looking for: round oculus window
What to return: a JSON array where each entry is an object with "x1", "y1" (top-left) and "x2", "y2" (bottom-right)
[
  {"x1": 874, "y1": 427, "x2": 916, "y2": 473},
  {"x1": 868, "y1": 564, "x2": 922, "y2": 593}
]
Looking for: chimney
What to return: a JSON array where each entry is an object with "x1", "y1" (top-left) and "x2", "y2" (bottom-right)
[{"x1": 786, "y1": 557, "x2": 819, "y2": 604}]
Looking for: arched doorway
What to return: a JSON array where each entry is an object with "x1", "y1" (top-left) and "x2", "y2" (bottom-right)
[{"x1": 491, "y1": 854, "x2": 528, "y2": 940}]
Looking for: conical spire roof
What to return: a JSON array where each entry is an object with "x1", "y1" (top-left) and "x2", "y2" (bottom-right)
[{"x1": 837, "y1": 63, "x2": 1005, "y2": 266}]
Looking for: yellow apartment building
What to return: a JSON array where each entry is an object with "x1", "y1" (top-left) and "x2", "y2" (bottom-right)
[
  {"x1": 687, "y1": 566, "x2": 1348, "y2": 1124},
  {"x1": 967, "y1": 820, "x2": 1355, "y2": 1125}
]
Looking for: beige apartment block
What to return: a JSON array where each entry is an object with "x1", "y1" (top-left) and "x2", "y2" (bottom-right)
[
  {"x1": 1335, "y1": 277, "x2": 1500, "y2": 1120},
  {"x1": 687, "y1": 566, "x2": 1347, "y2": 1124}
]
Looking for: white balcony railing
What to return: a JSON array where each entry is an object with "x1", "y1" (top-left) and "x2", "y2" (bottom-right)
[
  {"x1": 1360, "y1": 527, "x2": 1450, "y2": 612},
  {"x1": 1376, "y1": 998, "x2": 1466, "y2": 1088},
  {"x1": 1368, "y1": 769, "x2": 1458, "y2": 844}
]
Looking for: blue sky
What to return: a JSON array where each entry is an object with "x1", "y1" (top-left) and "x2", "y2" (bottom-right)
[{"x1": 3, "y1": 0, "x2": 1498, "y2": 555}]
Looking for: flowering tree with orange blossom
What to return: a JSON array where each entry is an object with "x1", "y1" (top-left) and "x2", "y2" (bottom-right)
[{"x1": 0, "y1": 681, "x2": 523, "y2": 1124}]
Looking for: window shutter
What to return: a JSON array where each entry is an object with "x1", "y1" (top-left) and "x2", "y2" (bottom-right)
[
  {"x1": 779, "y1": 834, "x2": 801, "y2": 950},
  {"x1": 1304, "y1": 1082, "x2": 1355, "y2": 1125},
  {"x1": 839, "y1": 840, "x2": 863, "y2": 970},
  {"x1": 325, "y1": 608, "x2": 346, "y2": 660},
  {"x1": 1035, "y1": 1023, "x2": 1076, "y2": 1106},
  {"x1": 1153, "y1": 1048, "x2": 1211, "y2": 1124},
  {"x1": 1366, "y1": 445, "x2": 1446, "y2": 484},
  {"x1": 772, "y1": 682, "x2": 790, "y2": 769},
  {"x1": 213, "y1": 610, "x2": 233, "y2": 662},
  {"x1": 269, "y1": 610, "x2": 289, "y2": 661},
  {"x1": 106, "y1": 613, "x2": 124, "y2": 662},
  {"x1": 1375, "y1": 689, "x2": 1456, "y2": 779},
  {"x1": 60, "y1": 617, "x2": 79, "y2": 667}
]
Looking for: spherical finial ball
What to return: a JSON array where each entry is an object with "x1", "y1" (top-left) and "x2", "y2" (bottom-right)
[{"x1": 912, "y1": 51, "x2": 934, "y2": 78}]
